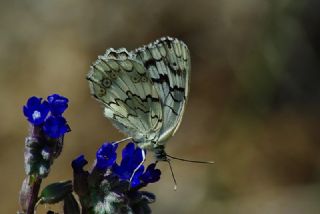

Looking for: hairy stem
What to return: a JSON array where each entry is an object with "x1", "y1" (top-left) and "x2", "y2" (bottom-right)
[{"x1": 26, "y1": 176, "x2": 42, "y2": 214}]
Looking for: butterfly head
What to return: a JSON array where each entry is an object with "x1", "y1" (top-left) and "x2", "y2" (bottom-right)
[
  {"x1": 153, "y1": 144, "x2": 168, "y2": 161},
  {"x1": 133, "y1": 138, "x2": 168, "y2": 162}
]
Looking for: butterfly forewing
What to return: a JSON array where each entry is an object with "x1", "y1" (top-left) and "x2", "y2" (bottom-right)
[{"x1": 135, "y1": 37, "x2": 191, "y2": 143}]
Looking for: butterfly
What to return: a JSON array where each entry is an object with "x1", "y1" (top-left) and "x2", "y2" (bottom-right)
[{"x1": 87, "y1": 37, "x2": 190, "y2": 162}]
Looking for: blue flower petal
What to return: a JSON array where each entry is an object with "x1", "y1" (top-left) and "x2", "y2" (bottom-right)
[
  {"x1": 23, "y1": 96, "x2": 50, "y2": 125},
  {"x1": 96, "y1": 143, "x2": 118, "y2": 170},
  {"x1": 130, "y1": 165, "x2": 145, "y2": 188},
  {"x1": 23, "y1": 105, "x2": 30, "y2": 118},
  {"x1": 118, "y1": 142, "x2": 136, "y2": 172},
  {"x1": 43, "y1": 116, "x2": 69, "y2": 138},
  {"x1": 27, "y1": 96, "x2": 42, "y2": 109},
  {"x1": 112, "y1": 143, "x2": 148, "y2": 187},
  {"x1": 140, "y1": 163, "x2": 161, "y2": 184},
  {"x1": 122, "y1": 143, "x2": 135, "y2": 159},
  {"x1": 132, "y1": 147, "x2": 143, "y2": 167},
  {"x1": 47, "y1": 94, "x2": 69, "y2": 116}
]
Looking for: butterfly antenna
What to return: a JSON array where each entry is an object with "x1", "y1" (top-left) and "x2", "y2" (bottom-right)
[
  {"x1": 113, "y1": 137, "x2": 133, "y2": 145},
  {"x1": 167, "y1": 159, "x2": 178, "y2": 191},
  {"x1": 166, "y1": 154, "x2": 214, "y2": 164}
]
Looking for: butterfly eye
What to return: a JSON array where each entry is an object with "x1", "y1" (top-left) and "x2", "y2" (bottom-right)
[{"x1": 102, "y1": 78, "x2": 112, "y2": 88}]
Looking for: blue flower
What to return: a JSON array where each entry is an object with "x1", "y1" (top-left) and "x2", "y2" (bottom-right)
[
  {"x1": 72, "y1": 155, "x2": 88, "y2": 173},
  {"x1": 72, "y1": 142, "x2": 161, "y2": 213},
  {"x1": 43, "y1": 116, "x2": 70, "y2": 138},
  {"x1": 23, "y1": 96, "x2": 50, "y2": 125},
  {"x1": 47, "y1": 94, "x2": 69, "y2": 116},
  {"x1": 113, "y1": 143, "x2": 145, "y2": 187},
  {"x1": 96, "y1": 143, "x2": 118, "y2": 170},
  {"x1": 140, "y1": 163, "x2": 161, "y2": 184}
]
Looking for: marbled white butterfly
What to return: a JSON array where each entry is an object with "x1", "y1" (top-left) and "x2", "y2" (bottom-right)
[{"x1": 87, "y1": 37, "x2": 190, "y2": 162}]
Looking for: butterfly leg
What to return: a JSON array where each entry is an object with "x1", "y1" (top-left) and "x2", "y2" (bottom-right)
[
  {"x1": 129, "y1": 149, "x2": 146, "y2": 183},
  {"x1": 112, "y1": 137, "x2": 133, "y2": 145}
]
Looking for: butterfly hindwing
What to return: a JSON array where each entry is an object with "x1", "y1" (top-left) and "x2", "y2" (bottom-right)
[{"x1": 87, "y1": 48, "x2": 163, "y2": 143}]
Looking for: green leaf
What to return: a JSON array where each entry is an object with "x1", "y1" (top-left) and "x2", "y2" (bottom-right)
[{"x1": 39, "y1": 180, "x2": 72, "y2": 204}]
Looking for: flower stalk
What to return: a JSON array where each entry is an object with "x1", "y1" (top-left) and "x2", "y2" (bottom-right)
[{"x1": 19, "y1": 94, "x2": 71, "y2": 213}]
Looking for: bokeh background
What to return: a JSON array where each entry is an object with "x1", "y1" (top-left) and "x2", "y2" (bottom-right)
[{"x1": 1, "y1": 0, "x2": 320, "y2": 213}]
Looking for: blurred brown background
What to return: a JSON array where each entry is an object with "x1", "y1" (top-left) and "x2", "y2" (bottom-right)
[{"x1": 1, "y1": 0, "x2": 320, "y2": 213}]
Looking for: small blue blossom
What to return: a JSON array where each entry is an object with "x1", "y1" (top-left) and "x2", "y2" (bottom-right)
[
  {"x1": 22, "y1": 94, "x2": 71, "y2": 181},
  {"x1": 96, "y1": 143, "x2": 118, "y2": 170},
  {"x1": 72, "y1": 142, "x2": 161, "y2": 213},
  {"x1": 72, "y1": 155, "x2": 88, "y2": 173},
  {"x1": 140, "y1": 163, "x2": 161, "y2": 184},
  {"x1": 43, "y1": 116, "x2": 70, "y2": 138},
  {"x1": 113, "y1": 143, "x2": 145, "y2": 187},
  {"x1": 47, "y1": 94, "x2": 69, "y2": 116},
  {"x1": 23, "y1": 96, "x2": 49, "y2": 125}
]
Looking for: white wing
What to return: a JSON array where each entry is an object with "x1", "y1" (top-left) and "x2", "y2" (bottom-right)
[
  {"x1": 135, "y1": 37, "x2": 191, "y2": 144},
  {"x1": 87, "y1": 48, "x2": 163, "y2": 146}
]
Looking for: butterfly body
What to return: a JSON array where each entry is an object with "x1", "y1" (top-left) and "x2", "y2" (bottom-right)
[{"x1": 87, "y1": 37, "x2": 190, "y2": 161}]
